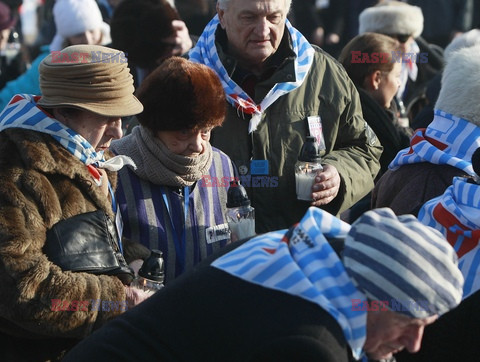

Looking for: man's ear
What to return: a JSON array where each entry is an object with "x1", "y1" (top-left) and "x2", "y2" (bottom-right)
[
  {"x1": 217, "y1": 3, "x2": 226, "y2": 29},
  {"x1": 365, "y1": 70, "x2": 382, "y2": 91}
]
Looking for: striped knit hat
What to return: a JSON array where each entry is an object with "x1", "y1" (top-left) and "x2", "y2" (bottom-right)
[{"x1": 343, "y1": 208, "x2": 463, "y2": 319}]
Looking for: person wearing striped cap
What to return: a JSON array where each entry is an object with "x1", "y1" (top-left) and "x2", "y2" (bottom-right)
[{"x1": 63, "y1": 207, "x2": 463, "y2": 362}]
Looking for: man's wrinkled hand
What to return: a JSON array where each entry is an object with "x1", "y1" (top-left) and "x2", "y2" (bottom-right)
[{"x1": 310, "y1": 164, "x2": 340, "y2": 206}]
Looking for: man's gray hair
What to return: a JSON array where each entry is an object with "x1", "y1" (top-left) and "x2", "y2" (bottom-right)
[{"x1": 217, "y1": 0, "x2": 292, "y2": 12}]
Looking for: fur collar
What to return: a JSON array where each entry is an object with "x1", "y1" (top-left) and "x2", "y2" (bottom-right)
[{"x1": 0, "y1": 128, "x2": 117, "y2": 216}]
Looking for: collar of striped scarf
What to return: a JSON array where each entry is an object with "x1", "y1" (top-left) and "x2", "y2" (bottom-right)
[
  {"x1": 389, "y1": 109, "x2": 480, "y2": 175},
  {"x1": 419, "y1": 176, "x2": 480, "y2": 298},
  {"x1": 189, "y1": 15, "x2": 315, "y2": 134},
  {"x1": 0, "y1": 94, "x2": 136, "y2": 173},
  {"x1": 211, "y1": 207, "x2": 367, "y2": 359}
]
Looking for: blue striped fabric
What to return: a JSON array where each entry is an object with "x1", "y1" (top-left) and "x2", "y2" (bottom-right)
[
  {"x1": 389, "y1": 109, "x2": 480, "y2": 176},
  {"x1": 0, "y1": 94, "x2": 107, "y2": 166},
  {"x1": 116, "y1": 148, "x2": 236, "y2": 283},
  {"x1": 419, "y1": 176, "x2": 480, "y2": 298},
  {"x1": 211, "y1": 207, "x2": 367, "y2": 360},
  {"x1": 189, "y1": 15, "x2": 315, "y2": 133},
  {"x1": 344, "y1": 208, "x2": 463, "y2": 319}
]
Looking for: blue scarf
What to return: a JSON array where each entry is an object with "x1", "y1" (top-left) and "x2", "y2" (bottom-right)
[
  {"x1": 389, "y1": 109, "x2": 480, "y2": 176},
  {"x1": 0, "y1": 94, "x2": 135, "y2": 172},
  {"x1": 189, "y1": 15, "x2": 315, "y2": 133},
  {"x1": 212, "y1": 207, "x2": 367, "y2": 360},
  {"x1": 419, "y1": 176, "x2": 480, "y2": 299}
]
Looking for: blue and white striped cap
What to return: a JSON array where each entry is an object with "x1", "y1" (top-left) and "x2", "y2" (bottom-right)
[{"x1": 343, "y1": 208, "x2": 464, "y2": 319}]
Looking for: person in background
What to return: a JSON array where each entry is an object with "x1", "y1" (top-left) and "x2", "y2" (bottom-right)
[
  {"x1": 63, "y1": 207, "x2": 463, "y2": 362},
  {"x1": 408, "y1": 0, "x2": 473, "y2": 49},
  {"x1": 359, "y1": 1, "x2": 444, "y2": 126},
  {"x1": 412, "y1": 27, "x2": 480, "y2": 130},
  {"x1": 175, "y1": 0, "x2": 217, "y2": 37},
  {"x1": 339, "y1": 32, "x2": 412, "y2": 222},
  {"x1": 0, "y1": 44, "x2": 150, "y2": 361},
  {"x1": 392, "y1": 147, "x2": 480, "y2": 361},
  {"x1": 290, "y1": 0, "x2": 348, "y2": 58},
  {"x1": 110, "y1": 0, "x2": 193, "y2": 88},
  {"x1": 0, "y1": 0, "x2": 110, "y2": 110},
  {"x1": 0, "y1": 1, "x2": 26, "y2": 89},
  {"x1": 111, "y1": 57, "x2": 236, "y2": 284},
  {"x1": 372, "y1": 45, "x2": 480, "y2": 216},
  {"x1": 189, "y1": 0, "x2": 382, "y2": 233}
]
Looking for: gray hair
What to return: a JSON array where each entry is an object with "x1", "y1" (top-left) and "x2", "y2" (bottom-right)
[{"x1": 217, "y1": 0, "x2": 292, "y2": 12}]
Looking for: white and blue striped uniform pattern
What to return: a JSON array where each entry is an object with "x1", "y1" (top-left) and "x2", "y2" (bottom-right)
[
  {"x1": 212, "y1": 207, "x2": 367, "y2": 360},
  {"x1": 419, "y1": 177, "x2": 480, "y2": 299},
  {"x1": 344, "y1": 208, "x2": 464, "y2": 319},
  {"x1": 189, "y1": 15, "x2": 315, "y2": 133},
  {"x1": 389, "y1": 109, "x2": 480, "y2": 176}
]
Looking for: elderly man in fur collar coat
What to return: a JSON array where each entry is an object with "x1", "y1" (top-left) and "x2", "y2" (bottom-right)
[{"x1": 0, "y1": 44, "x2": 148, "y2": 361}]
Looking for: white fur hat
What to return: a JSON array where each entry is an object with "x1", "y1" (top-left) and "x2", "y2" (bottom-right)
[
  {"x1": 359, "y1": 1, "x2": 424, "y2": 38},
  {"x1": 436, "y1": 45, "x2": 480, "y2": 126},
  {"x1": 444, "y1": 29, "x2": 480, "y2": 60},
  {"x1": 50, "y1": 0, "x2": 110, "y2": 51}
]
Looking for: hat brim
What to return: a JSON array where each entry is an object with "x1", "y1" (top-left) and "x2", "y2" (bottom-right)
[{"x1": 37, "y1": 95, "x2": 144, "y2": 118}]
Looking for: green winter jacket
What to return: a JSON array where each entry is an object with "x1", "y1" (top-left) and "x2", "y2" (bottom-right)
[{"x1": 210, "y1": 43, "x2": 382, "y2": 233}]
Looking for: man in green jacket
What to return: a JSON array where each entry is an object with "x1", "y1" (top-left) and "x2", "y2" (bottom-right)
[{"x1": 189, "y1": 0, "x2": 382, "y2": 233}]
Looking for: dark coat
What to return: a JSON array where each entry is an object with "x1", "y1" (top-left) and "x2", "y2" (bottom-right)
[
  {"x1": 64, "y1": 241, "x2": 354, "y2": 362},
  {"x1": 357, "y1": 88, "x2": 411, "y2": 177},
  {"x1": 0, "y1": 128, "x2": 128, "y2": 361},
  {"x1": 347, "y1": 88, "x2": 412, "y2": 222},
  {"x1": 371, "y1": 162, "x2": 468, "y2": 216},
  {"x1": 401, "y1": 37, "x2": 444, "y2": 122}
]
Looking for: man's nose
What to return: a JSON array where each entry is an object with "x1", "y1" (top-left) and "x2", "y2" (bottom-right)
[
  {"x1": 254, "y1": 18, "x2": 269, "y2": 37},
  {"x1": 404, "y1": 326, "x2": 424, "y2": 353},
  {"x1": 108, "y1": 118, "x2": 123, "y2": 140},
  {"x1": 189, "y1": 133, "x2": 203, "y2": 153}
]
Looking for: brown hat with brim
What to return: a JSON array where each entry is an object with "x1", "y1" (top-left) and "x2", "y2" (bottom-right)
[{"x1": 38, "y1": 44, "x2": 143, "y2": 117}]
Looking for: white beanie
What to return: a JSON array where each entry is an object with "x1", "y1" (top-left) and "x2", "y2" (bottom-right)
[
  {"x1": 50, "y1": 0, "x2": 109, "y2": 51},
  {"x1": 435, "y1": 45, "x2": 480, "y2": 126},
  {"x1": 359, "y1": 1, "x2": 424, "y2": 38}
]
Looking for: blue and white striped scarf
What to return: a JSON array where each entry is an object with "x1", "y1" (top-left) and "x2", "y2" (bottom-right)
[
  {"x1": 212, "y1": 207, "x2": 367, "y2": 360},
  {"x1": 0, "y1": 94, "x2": 135, "y2": 171},
  {"x1": 189, "y1": 15, "x2": 315, "y2": 134},
  {"x1": 389, "y1": 109, "x2": 480, "y2": 176},
  {"x1": 419, "y1": 176, "x2": 480, "y2": 299}
]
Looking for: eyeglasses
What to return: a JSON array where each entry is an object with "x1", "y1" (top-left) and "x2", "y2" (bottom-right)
[{"x1": 389, "y1": 34, "x2": 412, "y2": 44}]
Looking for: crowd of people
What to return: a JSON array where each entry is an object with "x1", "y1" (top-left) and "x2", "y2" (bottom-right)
[{"x1": 0, "y1": 0, "x2": 479, "y2": 361}]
